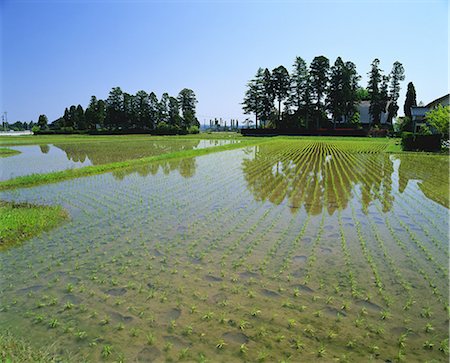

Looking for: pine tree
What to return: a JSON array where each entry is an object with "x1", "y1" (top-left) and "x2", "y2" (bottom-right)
[
  {"x1": 367, "y1": 59, "x2": 383, "y2": 125},
  {"x1": 310, "y1": 56, "x2": 330, "y2": 128}
]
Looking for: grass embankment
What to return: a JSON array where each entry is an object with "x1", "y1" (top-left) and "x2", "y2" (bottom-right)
[
  {"x1": 0, "y1": 147, "x2": 20, "y2": 158},
  {"x1": 0, "y1": 138, "x2": 267, "y2": 191},
  {"x1": 0, "y1": 201, "x2": 69, "y2": 250},
  {"x1": 0, "y1": 331, "x2": 67, "y2": 363}
]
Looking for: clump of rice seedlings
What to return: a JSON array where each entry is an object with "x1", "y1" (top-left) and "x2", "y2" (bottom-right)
[
  {"x1": 423, "y1": 340, "x2": 434, "y2": 350},
  {"x1": 64, "y1": 302, "x2": 74, "y2": 310},
  {"x1": 179, "y1": 347, "x2": 189, "y2": 360},
  {"x1": 439, "y1": 339, "x2": 449, "y2": 354},
  {"x1": 287, "y1": 319, "x2": 296, "y2": 329},
  {"x1": 101, "y1": 344, "x2": 112, "y2": 358},
  {"x1": 76, "y1": 330, "x2": 87, "y2": 340},
  {"x1": 239, "y1": 320, "x2": 250, "y2": 330},
  {"x1": 425, "y1": 323, "x2": 434, "y2": 333},
  {"x1": 216, "y1": 339, "x2": 226, "y2": 349},
  {"x1": 239, "y1": 343, "x2": 248, "y2": 355},
  {"x1": 317, "y1": 344, "x2": 326, "y2": 357},
  {"x1": 202, "y1": 312, "x2": 214, "y2": 321},
  {"x1": 291, "y1": 337, "x2": 304, "y2": 350},
  {"x1": 146, "y1": 332, "x2": 155, "y2": 345},
  {"x1": 48, "y1": 318, "x2": 59, "y2": 329},
  {"x1": 251, "y1": 308, "x2": 261, "y2": 317}
]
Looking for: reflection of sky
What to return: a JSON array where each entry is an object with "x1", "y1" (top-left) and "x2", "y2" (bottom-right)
[
  {"x1": 0, "y1": 140, "x2": 239, "y2": 181},
  {"x1": 0, "y1": 145, "x2": 91, "y2": 181}
]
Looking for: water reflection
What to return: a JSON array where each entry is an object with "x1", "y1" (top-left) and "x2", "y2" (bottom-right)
[
  {"x1": 0, "y1": 139, "x2": 221, "y2": 180},
  {"x1": 242, "y1": 143, "x2": 398, "y2": 215},
  {"x1": 395, "y1": 153, "x2": 449, "y2": 208}
]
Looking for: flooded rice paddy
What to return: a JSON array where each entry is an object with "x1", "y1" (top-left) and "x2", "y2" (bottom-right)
[
  {"x1": 0, "y1": 139, "x2": 448, "y2": 362},
  {"x1": 0, "y1": 139, "x2": 237, "y2": 180}
]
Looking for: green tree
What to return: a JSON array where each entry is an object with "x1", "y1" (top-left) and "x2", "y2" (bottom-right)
[
  {"x1": 286, "y1": 56, "x2": 309, "y2": 113},
  {"x1": 159, "y1": 93, "x2": 170, "y2": 124},
  {"x1": 426, "y1": 105, "x2": 450, "y2": 139},
  {"x1": 367, "y1": 59, "x2": 386, "y2": 126},
  {"x1": 177, "y1": 88, "x2": 198, "y2": 128},
  {"x1": 105, "y1": 87, "x2": 124, "y2": 129},
  {"x1": 386, "y1": 61, "x2": 405, "y2": 123},
  {"x1": 403, "y1": 82, "x2": 417, "y2": 119},
  {"x1": 134, "y1": 90, "x2": 150, "y2": 129},
  {"x1": 261, "y1": 68, "x2": 275, "y2": 128},
  {"x1": 168, "y1": 96, "x2": 181, "y2": 126},
  {"x1": 327, "y1": 57, "x2": 346, "y2": 127},
  {"x1": 310, "y1": 56, "x2": 330, "y2": 128},
  {"x1": 271, "y1": 65, "x2": 290, "y2": 128},
  {"x1": 37, "y1": 114, "x2": 48, "y2": 130},
  {"x1": 242, "y1": 68, "x2": 264, "y2": 129},
  {"x1": 148, "y1": 92, "x2": 159, "y2": 129},
  {"x1": 75, "y1": 104, "x2": 86, "y2": 130}
]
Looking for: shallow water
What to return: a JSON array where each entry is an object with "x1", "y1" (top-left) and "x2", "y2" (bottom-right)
[
  {"x1": 0, "y1": 140, "x2": 448, "y2": 362},
  {"x1": 0, "y1": 139, "x2": 238, "y2": 180}
]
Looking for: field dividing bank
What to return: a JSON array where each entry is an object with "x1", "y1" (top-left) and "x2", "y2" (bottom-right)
[{"x1": 0, "y1": 138, "x2": 269, "y2": 191}]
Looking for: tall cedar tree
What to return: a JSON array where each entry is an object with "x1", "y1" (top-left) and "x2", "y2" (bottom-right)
[
  {"x1": 261, "y1": 68, "x2": 275, "y2": 128},
  {"x1": 310, "y1": 56, "x2": 330, "y2": 128},
  {"x1": 37, "y1": 114, "x2": 48, "y2": 129},
  {"x1": 403, "y1": 82, "x2": 417, "y2": 119},
  {"x1": 386, "y1": 61, "x2": 405, "y2": 123},
  {"x1": 177, "y1": 88, "x2": 198, "y2": 128},
  {"x1": 367, "y1": 59, "x2": 384, "y2": 125},
  {"x1": 286, "y1": 57, "x2": 309, "y2": 113},
  {"x1": 271, "y1": 65, "x2": 290, "y2": 128},
  {"x1": 328, "y1": 57, "x2": 346, "y2": 127},
  {"x1": 242, "y1": 68, "x2": 264, "y2": 129}
]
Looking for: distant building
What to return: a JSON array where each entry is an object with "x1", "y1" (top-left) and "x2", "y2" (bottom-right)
[
  {"x1": 357, "y1": 100, "x2": 389, "y2": 125},
  {"x1": 410, "y1": 94, "x2": 449, "y2": 133}
]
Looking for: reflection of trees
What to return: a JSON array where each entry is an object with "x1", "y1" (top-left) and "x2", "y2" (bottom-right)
[
  {"x1": 242, "y1": 143, "x2": 395, "y2": 215},
  {"x1": 111, "y1": 157, "x2": 196, "y2": 180},
  {"x1": 396, "y1": 154, "x2": 449, "y2": 208},
  {"x1": 39, "y1": 145, "x2": 50, "y2": 154},
  {"x1": 52, "y1": 140, "x2": 200, "y2": 179}
]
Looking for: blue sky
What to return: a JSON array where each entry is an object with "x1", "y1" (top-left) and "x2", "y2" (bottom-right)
[{"x1": 1, "y1": 0, "x2": 448, "y2": 124}]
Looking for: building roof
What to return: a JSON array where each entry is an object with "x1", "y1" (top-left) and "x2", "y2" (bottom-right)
[
  {"x1": 426, "y1": 94, "x2": 450, "y2": 108},
  {"x1": 410, "y1": 106, "x2": 429, "y2": 118}
]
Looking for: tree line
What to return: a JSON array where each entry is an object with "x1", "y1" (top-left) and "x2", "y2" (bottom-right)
[
  {"x1": 38, "y1": 87, "x2": 200, "y2": 133},
  {"x1": 242, "y1": 56, "x2": 404, "y2": 130}
]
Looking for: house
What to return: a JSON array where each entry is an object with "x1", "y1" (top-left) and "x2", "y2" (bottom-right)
[
  {"x1": 410, "y1": 94, "x2": 449, "y2": 133},
  {"x1": 357, "y1": 100, "x2": 389, "y2": 125}
]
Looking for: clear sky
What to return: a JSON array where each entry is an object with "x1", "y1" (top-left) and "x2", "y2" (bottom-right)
[{"x1": 1, "y1": 0, "x2": 448, "y2": 124}]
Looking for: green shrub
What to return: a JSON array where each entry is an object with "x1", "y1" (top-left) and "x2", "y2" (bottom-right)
[
  {"x1": 401, "y1": 132, "x2": 414, "y2": 151},
  {"x1": 188, "y1": 125, "x2": 199, "y2": 134}
]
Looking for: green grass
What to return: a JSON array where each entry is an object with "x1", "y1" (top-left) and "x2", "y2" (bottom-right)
[
  {"x1": 0, "y1": 147, "x2": 20, "y2": 157},
  {"x1": 0, "y1": 331, "x2": 69, "y2": 362},
  {"x1": 0, "y1": 201, "x2": 69, "y2": 250},
  {"x1": 0, "y1": 139, "x2": 267, "y2": 191}
]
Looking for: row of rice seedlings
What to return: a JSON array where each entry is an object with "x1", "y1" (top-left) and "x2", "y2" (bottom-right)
[
  {"x1": 362, "y1": 153, "x2": 448, "y2": 238},
  {"x1": 189, "y1": 145, "x2": 303, "y2": 262},
  {"x1": 325, "y1": 146, "x2": 360, "y2": 298},
  {"x1": 287, "y1": 143, "x2": 329, "y2": 287},
  {"x1": 345, "y1": 152, "x2": 448, "y2": 279},
  {"x1": 275, "y1": 142, "x2": 326, "y2": 277},
  {"x1": 256, "y1": 142, "x2": 323, "y2": 274},
  {"x1": 337, "y1": 148, "x2": 448, "y2": 311},
  {"x1": 322, "y1": 144, "x2": 443, "y2": 359}
]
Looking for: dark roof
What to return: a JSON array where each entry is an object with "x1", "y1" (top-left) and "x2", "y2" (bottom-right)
[{"x1": 426, "y1": 94, "x2": 450, "y2": 108}]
